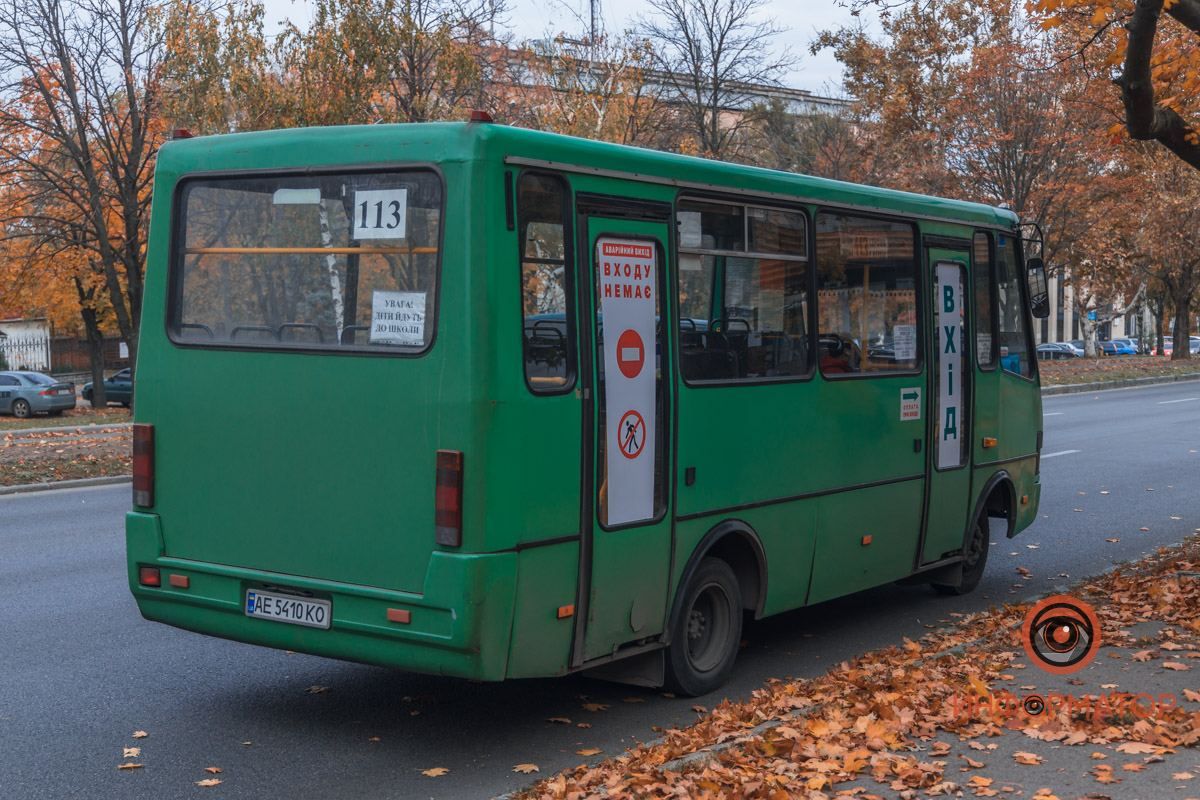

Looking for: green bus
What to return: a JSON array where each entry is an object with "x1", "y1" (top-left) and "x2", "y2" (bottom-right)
[{"x1": 127, "y1": 119, "x2": 1046, "y2": 695}]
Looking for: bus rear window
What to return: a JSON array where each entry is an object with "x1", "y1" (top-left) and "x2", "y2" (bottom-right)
[{"x1": 170, "y1": 170, "x2": 442, "y2": 352}]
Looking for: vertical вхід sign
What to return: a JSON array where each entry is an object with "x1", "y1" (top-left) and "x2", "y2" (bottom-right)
[
  {"x1": 597, "y1": 237, "x2": 656, "y2": 525},
  {"x1": 936, "y1": 263, "x2": 964, "y2": 469}
]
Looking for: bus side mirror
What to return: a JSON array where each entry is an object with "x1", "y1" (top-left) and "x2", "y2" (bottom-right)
[{"x1": 1026, "y1": 258, "x2": 1049, "y2": 319}]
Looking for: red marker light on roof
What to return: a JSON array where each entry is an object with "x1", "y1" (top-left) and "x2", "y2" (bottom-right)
[
  {"x1": 171, "y1": 128, "x2": 194, "y2": 139},
  {"x1": 468, "y1": 109, "x2": 493, "y2": 123}
]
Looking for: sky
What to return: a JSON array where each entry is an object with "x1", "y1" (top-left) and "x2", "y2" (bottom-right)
[{"x1": 259, "y1": 0, "x2": 860, "y2": 95}]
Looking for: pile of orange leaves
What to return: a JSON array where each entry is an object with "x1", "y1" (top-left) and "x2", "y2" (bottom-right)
[{"x1": 522, "y1": 539, "x2": 1200, "y2": 799}]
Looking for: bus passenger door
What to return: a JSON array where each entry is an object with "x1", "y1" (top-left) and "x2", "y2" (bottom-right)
[
  {"x1": 921, "y1": 250, "x2": 973, "y2": 564},
  {"x1": 573, "y1": 204, "x2": 674, "y2": 667}
]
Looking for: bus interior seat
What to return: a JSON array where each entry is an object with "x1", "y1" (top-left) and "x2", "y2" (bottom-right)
[{"x1": 279, "y1": 323, "x2": 325, "y2": 344}]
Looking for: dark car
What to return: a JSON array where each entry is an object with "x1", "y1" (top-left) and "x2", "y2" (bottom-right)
[
  {"x1": 0, "y1": 371, "x2": 77, "y2": 417},
  {"x1": 1036, "y1": 342, "x2": 1080, "y2": 360},
  {"x1": 82, "y1": 368, "x2": 133, "y2": 407}
]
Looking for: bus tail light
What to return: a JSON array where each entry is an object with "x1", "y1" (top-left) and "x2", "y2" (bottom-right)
[
  {"x1": 435, "y1": 449, "x2": 463, "y2": 547},
  {"x1": 138, "y1": 566, "x2": 161, "y2": 587},
  {"x1": 132, "y1": 423, "x2": 155, "y2": 507}
]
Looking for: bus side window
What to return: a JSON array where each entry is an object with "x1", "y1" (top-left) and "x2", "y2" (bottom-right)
[
  {"x1": 973, "y1": 232, "x2": 997, "y2": 367},
  {"x1": 677, "y1": 199, "x2": 809, "y2": 383},
  {"x1": 995, "y1": 234, "x2": 1031, "y2": 377},
  {"x1": 815, "y1": 213, "x2": 919, "y2": 376},
  {"x1": 518, "y1": 173, "x2": 573, "y2": 392}
]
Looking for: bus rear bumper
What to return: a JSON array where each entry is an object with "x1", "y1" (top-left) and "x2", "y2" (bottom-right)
[{"x1": 126, "y1": 512, "x2": 517, "y2": 680}]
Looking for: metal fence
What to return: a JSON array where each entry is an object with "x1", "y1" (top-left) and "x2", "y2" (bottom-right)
[{"x1": 0, "y1": 337, "x2": 51, "y2": 371}]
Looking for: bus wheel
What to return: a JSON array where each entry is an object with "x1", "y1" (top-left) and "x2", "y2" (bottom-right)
[
  {"x1": 933, "y1": 514, "x2": 990, "y2": 596},
  {"x1": 665, "y1": 558, "x2": 742, "y2": 696}
]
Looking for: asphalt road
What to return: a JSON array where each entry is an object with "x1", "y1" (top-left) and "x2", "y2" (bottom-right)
[{"x1": 2, "y1": 380, "x2": 1198, "y2": 799}]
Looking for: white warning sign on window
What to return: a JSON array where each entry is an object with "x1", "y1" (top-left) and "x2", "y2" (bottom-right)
[
  {"x1": 597, "y1": 237, "x2": 656, "y2": 526},
  {"x1": 369, "y1": 291, "x2": 425, "y2": 345}
]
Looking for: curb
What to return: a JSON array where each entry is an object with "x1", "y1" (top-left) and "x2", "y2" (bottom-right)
[
  {"x1": 1041, "y1": 372, "x2": 1200, "y2": 396},
  {"x1": 0, "y1": 474, "x2": 131, "y2": 497},
  {"x1": 0, "y1": 422, "x2": 131, "y2": 437}
]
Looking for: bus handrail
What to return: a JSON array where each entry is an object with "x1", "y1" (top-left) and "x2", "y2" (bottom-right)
[
  {"x1": 183, "y1": 246, "x2": 438, "y2": 256},
  {"x1": 279, "y1": 323, "x2": 325, "y2": 343}
]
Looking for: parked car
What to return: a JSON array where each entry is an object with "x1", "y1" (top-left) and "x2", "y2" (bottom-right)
[
  {"x1": 0, "y1": 371, "x2": 77, "y2": 418},
  {"x1": 82, "y1": 368, "x2": 133, "y2": 407},
  {"x1": 1056, "y1": 341, "x2": 1085, "y2": 357},
  {"x1": 1098, "y1": 340, "x2": 1137, "y2": 356},
  {"x1": 1037, "y1": 342, "x2": 1080, "y2": 360},
  {"x1": 1110, "y1": 337, "x2": 1141, "y2": 354}
]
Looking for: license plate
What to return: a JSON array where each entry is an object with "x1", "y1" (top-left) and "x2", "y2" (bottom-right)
[
  {"x1": 56, "y1": 389, "x2": 71, "y2": 395},
  {"x1": 245, "y1": 589, "x2": 331, "y2": 629}
]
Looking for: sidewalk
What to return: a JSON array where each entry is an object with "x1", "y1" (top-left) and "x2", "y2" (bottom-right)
[{"x1": 521, "y1": 538, "x2": 1200, "y2": 799}]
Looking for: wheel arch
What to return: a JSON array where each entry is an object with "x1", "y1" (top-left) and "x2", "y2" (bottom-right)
[
  {"x1": 670, "y1": 519, "x2": 767, "y2": 639},
  {"x1": 972, "y1": 470, "x2": 1017, "y2": 542}
]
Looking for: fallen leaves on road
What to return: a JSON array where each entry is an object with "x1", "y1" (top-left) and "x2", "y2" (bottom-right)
[
  {"x1": 116, "y1": 763, "x2": 143, "y2": 771},
  {"x1": 304, "y1": 685, "x2": 329, "y2": 694},
  {"x1": 517, "y1": 536, "x2": 1200, "y2": 799},
  {"x1": 512, "y1": 763, "x2": 540, "y2": 774},
  {"x1": 122, "y1": 747, "x2": 140, "y2": 758},
  {"x1": 195, "y1": 778, "x2": 222, "y2": 787},
  {"x1": 576, "y1": 748, "x2": 602, "y2": 756},
  {"x1": 545, "y1": 717, "x2": 572, "y2": 725},
  {"x1": 204, "y1": 767, "x2": 222, "y2": 774},
  {"x1": 131, "y1": 730, "x2": 148, "y2": 739},
  {"x1": 421, "y1": 767, "x2": 449, "y2": 777}
]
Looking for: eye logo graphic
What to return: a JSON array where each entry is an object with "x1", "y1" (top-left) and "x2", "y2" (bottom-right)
[{"x1": 1022, "y1": 594, "x2": 1101, "y2": 674}]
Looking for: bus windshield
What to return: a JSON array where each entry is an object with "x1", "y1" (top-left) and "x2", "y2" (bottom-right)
[{"x1": 170, "y1": 169, "x2": 442, "y2": 352}]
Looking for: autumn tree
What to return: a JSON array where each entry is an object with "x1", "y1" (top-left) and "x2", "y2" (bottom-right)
[
  {"x1": 0, "y1": 182, "x2": 118, "y2": 399},
  {"x1": 507, "y1": 30, "x2": 667, "y2": 146},
  {"x1": 1132, "y1": 155, "x2": 1200, "y2": 357},
  {"x1": 0, "y1": 0, "x2": 175, "y2": 373},
  {"x1": 814, "y1": 0, "x2": 1014, "y2": 195},
  {"x1": 747, "y1": 99, "x2": 864, "y2": 181},
  {"x1": 636, "y1": 0, "x2": 795, "y2": 160},
  {"x1": 161, "y1": 0, "x2": 281, "y2": 133},
  {"x1": 1033, "y1": 0, "x2": 1200, "y2": 172}
]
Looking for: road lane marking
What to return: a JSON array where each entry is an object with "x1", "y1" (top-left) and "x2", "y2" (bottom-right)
[
  {"x1": 1043, "y1": 412, "x2": 1063, "y2": 416},
  {"x1": 1157, "y1": 397, "x2": 1198, "y2": 405},
  {"x1": 1041, "y1": 449, "x2": 1081, "y2": 459}
]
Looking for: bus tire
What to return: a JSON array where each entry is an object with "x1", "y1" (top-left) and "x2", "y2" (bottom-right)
[
  {"x1": 665, "y1": 557, "x2": 742, "y2": 696},
  {"x1": 932, "y1": 513, "x2": 990, "y2": 596}
]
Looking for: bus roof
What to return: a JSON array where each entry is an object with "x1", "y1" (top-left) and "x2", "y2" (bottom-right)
[{"x1": 159, "y1": 122, "x2": 1019, "y2": 230}]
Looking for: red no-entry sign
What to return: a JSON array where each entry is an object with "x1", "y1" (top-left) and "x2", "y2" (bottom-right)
[{"x1": 616, "y1": 329, "x2": 645, "y2": 379}]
